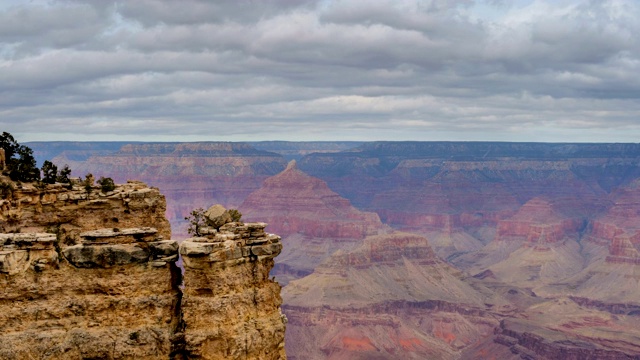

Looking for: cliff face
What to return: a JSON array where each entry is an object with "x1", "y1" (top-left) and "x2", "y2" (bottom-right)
[
  {"x1": 179, "y1": 222, "x2": 286, "y2": 359},
  {"x1": 0, "y1": 229, "x2": 182, "y2": 359},
  {"x1": 240, "y1": 162, "x2": 388, "y2": 285},
  {"x1": 0, "y1": 178, "x2": 286, "y2": 359},
  {"x1": 0, "y1": 179, "x2": 171, "y2": 241},
  {"x1": 282, "y1": 233, "x2": 508, "y2": 360},
  {"x1": 0, "y1": 179, "x2": 181, "y2": 359}
]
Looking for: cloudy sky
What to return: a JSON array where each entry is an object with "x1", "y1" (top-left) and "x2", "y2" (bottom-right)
[{"x1": 1, "y1": 0, "x2": 639, "y2": 142}]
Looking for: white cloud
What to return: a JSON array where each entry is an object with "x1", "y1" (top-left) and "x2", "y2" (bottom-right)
[{"x1": 0, "y1": 0, "x2": 639, "y2": 142}]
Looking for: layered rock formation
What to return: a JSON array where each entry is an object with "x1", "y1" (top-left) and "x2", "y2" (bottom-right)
[
  {"x1": 479, "y1": 298, "x2": 640, "y2": 360},
  {"x1": 179, "y1": 222, "x2": 286, "y2": 359},
  {"x1": 454, "y1": 198, "x2": 587, "y2": 288},
  {"x1": 298, "y1": 142, "x2": 625, "y2": 230},
  {"x1": 531, "y1": 180, "x2": 640, "y2": 309},
  {"x1": 240, "y1": 161, "x2": 387, "y2": 284},
  {"x1": 586, "y1": 179, "x2": 640, "y2": 264},
  {"x1": 0, "y1": 177, "x2": 181, "y2": 359},
  {"x1": 241, "y1": 161, "x2": 383, "y2": 239},
  {"x1": 0, "y1": 228, "x2": 181, "y2": 359},
  {"x1": 0, "y1": 177, "x2": 287, "y2": 359},
  {"x1": 24, "y1": 140, "x2": 640, "y2": 359},
  {"x1": 0, "y1": 178, "x2": 171, "y2": 240},
  {"x1": 283, "y1": 232, "x2": 510, "y2": 360}
]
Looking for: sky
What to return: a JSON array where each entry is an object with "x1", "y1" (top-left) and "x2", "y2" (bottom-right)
[{"x1": 0, "y1": 0, "x2": 639, "y2": 142}]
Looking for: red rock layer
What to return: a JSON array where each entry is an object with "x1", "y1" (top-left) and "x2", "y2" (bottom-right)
[
  {"x1": 496, "y1": 198, "x2": 583, "y2": 245},
  {"x1": 586, "y1": 180, "x2": 640, "y2": 264},
  {"x1": 282, "y1": 232, "x2": 510, "y2": 360},
  {"x1": 240, "y1": 161, "x2": 384, "y2": 239}
]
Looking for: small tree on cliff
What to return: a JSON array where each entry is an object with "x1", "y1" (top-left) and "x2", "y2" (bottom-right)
[
  {"x1": 185, "y1": 208, "x2": 206, "y2": 236},
  {"x1": 97, "y1": 176, "x2": 115, "y2": 193},
  {"x1": 228, "y1": 209, "x2": 242, "y2": 222},
  {"x1": 41, "y1": 160, "x2": 58, "y2": 184},
  {"x1": 10, "y1": 145, "x2": 40, "y2": 182},
  {"x1": 1, "y1": 132, "x2": 54, "y2": 183},
  {"x1": 56, "y1": 165, "x2": 72, "y2": 184},
  {"x1": 83, "y1": 173, "x2": 94, "y2": 195},
  {"x1": 0, "y1": 132, "x2": 20, "y2": 163}
]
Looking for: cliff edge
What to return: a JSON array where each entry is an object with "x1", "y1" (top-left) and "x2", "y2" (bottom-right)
[{"x1": 0, "y1": 177, "x2": 286, "y2": 359}]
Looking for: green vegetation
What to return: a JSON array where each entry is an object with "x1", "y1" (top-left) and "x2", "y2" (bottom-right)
[
  {"x1": 41, "y1": 160, "x2": 57, "y2": 184},
  {"x1": 83, "y1": 173, "x2": 94, "y2": 195},
  {"x1": 185, "y1": 207, "x2": 243, "y2": 236},
  {"x1": 41, "y1": 160, "x2": 72, "y2": 186},
  {"x1": 1, "y1": 132, "x2": 73, "y2": 186},
  {"x1": 1, "y1": 132, "x2": 40, "y2": 182},
  {"x1": 185, "y1": 208, "x2": 206, "y2": 236},
  {"x1": 228, "y1": 209, "x2": 242, "y2": 222},
  {"x1": 56, "y1": 165, "x2": 71, "y2": 184},
  {"x1": 11, "y1": 145, "x2": 39, "y2": 182},
  {"x1": 97, "y1": 176, "x2": 115, "y2": 193}
]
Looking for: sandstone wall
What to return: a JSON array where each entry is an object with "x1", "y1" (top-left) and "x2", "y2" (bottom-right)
[
  {"x1": 179, "y1": 222, "x2": 286, "y2": 360},
  {"x1": 0, "y1": 230, "x2": 182, "y2": 359},
  {"x1": 0, "y1": 179, "x2": 286, "y2": 359}
]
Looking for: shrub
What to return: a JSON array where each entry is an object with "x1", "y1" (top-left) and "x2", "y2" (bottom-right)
[
  {"x1": 56, "y1": 165, "x2": 72, "y2": 184},
  {"x1": 185, "y1": 208, "x2": 206, "y2": 237},
  {"x1": 83, "y1": 173, "x2": 94, "y2": 195},
  {"x1": 41, "y1": 160, "x2": 58, "y2": 184},
  {"x1": 97, "y1": 177, "x2": 116, "y2": 193},
  {"x1": 228, "y1": 209, "x2": 242, "y2": 222}
]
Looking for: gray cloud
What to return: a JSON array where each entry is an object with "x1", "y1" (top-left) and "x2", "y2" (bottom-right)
[{"x1": 0, "y1": 0, "x2": 639, "y2": 142}]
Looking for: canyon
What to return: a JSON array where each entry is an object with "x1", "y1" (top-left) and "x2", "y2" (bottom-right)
[{"x1": 26, "y1": 140, "x2": 640, "y2": 359}]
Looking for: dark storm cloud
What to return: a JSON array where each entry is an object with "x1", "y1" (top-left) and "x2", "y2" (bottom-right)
[{"x1": 0, "y1": 0, "x2": 639, "y2": 142}]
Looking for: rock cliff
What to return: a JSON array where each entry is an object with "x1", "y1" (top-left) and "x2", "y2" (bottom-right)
[
  {"x1": 240, "y1": 161, "x2": 387, "y2": 285},
  {"x1": 455, "y1": 198, "x2": 587, "y2": 288},
  {"x1": 0, "y1": 177, "x2": 286, "y2": 359},
  {"x1": 179, "y1": 222, "x2": 286, "y2": 359},
  {"x1": 282, "y1": 232, "x2": 510, "y2": 360}
]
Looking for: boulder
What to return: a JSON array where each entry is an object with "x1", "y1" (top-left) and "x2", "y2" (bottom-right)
[{"x1": 204, "y1": 204, "x2": 232, "y2": 229}]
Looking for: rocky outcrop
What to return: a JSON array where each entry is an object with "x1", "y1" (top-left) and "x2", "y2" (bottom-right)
[
  {"x1": 0, "y1": 177, "x2": 286, "y2": 359},
  {"x1": 0, "y1": 178, "x2": 171, "y2": 242},
  {"x1": 179, "y1": 222, "x2": 286, "y2": 359},
  {"x1": 0, "y1": 227, "x2": 182, "y2": 359},
  {"x1": 495, "y1": 198, "x2": 583, "y2": 245}
]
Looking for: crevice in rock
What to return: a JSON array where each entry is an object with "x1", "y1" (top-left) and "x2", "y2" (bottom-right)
[{"x1": 169, "y1": 260, "x2": 186, "y2": 360}]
